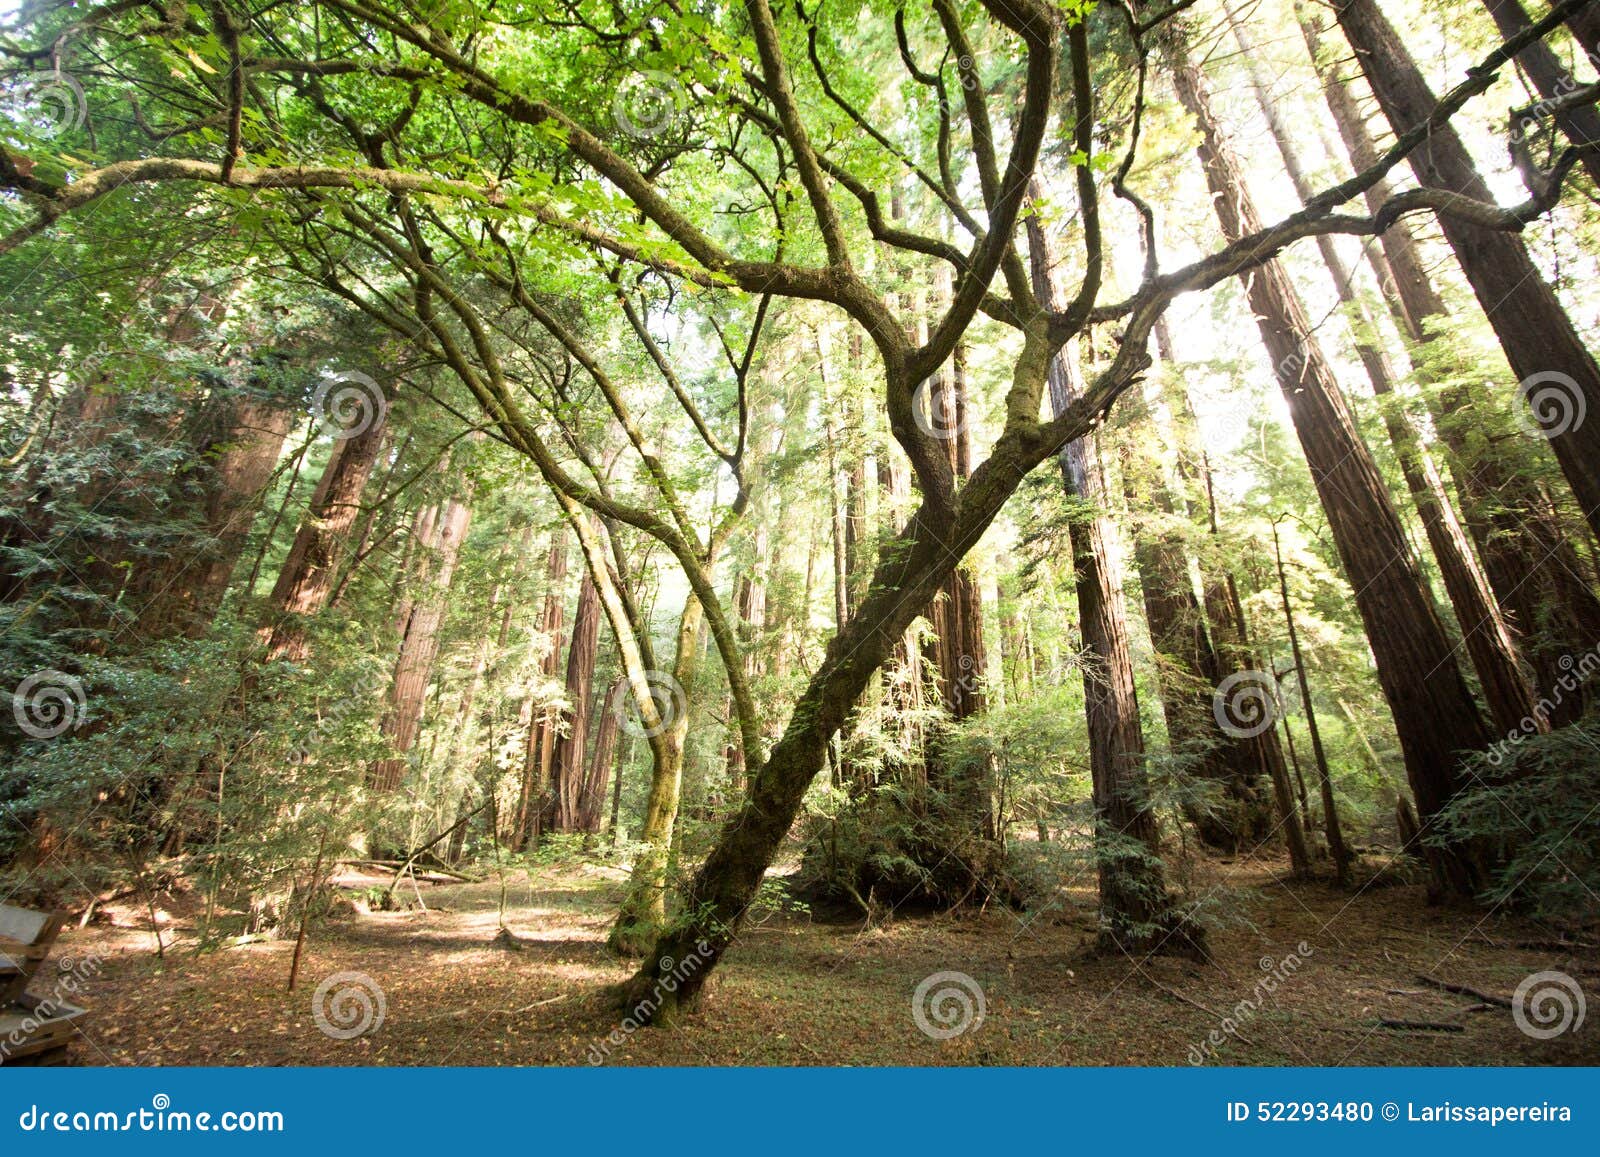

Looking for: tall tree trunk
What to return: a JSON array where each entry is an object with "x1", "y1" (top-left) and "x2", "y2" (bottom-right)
[
  {"x1": 514, "y1": 532, "x2": 568, "y2": 849},
  {"x1": 922, "y1": 269, "x2": 993, "y2": 850},
  {"x1": 1027, "y1": 196, "x2": 1188, "y2": 953},
  {"x1": 582, "y1": 674, "x2": 627, "y2": 834},
  {"x1": 1484, "y1": 0, "x2": 1600, "y2": 185},
  {"x1": 1119, "y1": 427, "x2": 1267, "y2": 851},
  {"x1": 1565, "y1": 2, "x2": 1600, "y2": 57},
  {"x1": 1272, "y1": 521, "x2": 1352, "y2": 885},
  {"x1": 264, "y1": 407, "x2": 389, "y2": 661},
  {"x1": 1304, "y1": 1, "x2": 1600, "y2": 723},
  {"x1": 1156, "y1": 326, "x2": 1307, "y2": 869},
  {"x1": 370, "y1": 496, "x2": 472, "y2": 793},
  {"x1": 1228, "y1": 0, "x2": 1539, "y2": 736},
  {"x1": 609, "y1": 595, "x2": 702, "y2": 955},
  {"x1": 1334, "y1": 0, "x2": 1600, "y2": 543},
  {"x1": 546, "y1": 566, "x2": 600, "y2": 833},
  {"x1": 724, "y1": 539, "x2": 767, "y2": 797},
  {"x1": 1165, "y1": 26, "x2": 1491, "y2": 897},
  {"x1": 141, "y1": 390, "x2": 295, "y2": 636}
]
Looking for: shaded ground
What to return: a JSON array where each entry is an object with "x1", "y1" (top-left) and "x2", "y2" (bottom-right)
[{"x1": 32, "y1": 854, "x2": 1600, "y2": 1066}]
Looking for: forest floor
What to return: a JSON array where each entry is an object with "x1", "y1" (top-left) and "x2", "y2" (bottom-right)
[{"x1": 35, "y1": 852, "x2": 1600, "y2": 1066}]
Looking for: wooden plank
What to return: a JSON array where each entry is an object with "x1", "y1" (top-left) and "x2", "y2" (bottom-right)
[
  {"x1": 0, "y1": 937, "x2": 55, "y2": 961},
  {"x1": 0, "y1": 913, "x2": 63, "y2": 1006},
  {"x1": 6, "y1": 1044, "x2": 71, "y2": 1065},
  {"x1": 0, "y1": 905, "x2": 52, "y2": 946},
  {"x1": 3, "y1": 1034, "x2": 74, "y2": 1062},
  {"x1": 16, "y1": 993, "x2": 89, "y2": 1018},
  {"x1": 0, "y1": 1002, "x2": 89, "y2": 1065}
]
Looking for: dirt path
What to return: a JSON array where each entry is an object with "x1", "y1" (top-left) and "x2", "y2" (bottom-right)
[{"x1": 36, "y1": 857, "x2": 1599, "y2": 1065}]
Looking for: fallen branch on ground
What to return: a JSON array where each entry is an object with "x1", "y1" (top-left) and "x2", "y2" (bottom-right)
[
  {"x1": 1376, "y1": 1018, "x2": 1465, "y2": 1033},
  {"x1": 1415, "y1": 973, "x2": 1512, "y2": 1009}
]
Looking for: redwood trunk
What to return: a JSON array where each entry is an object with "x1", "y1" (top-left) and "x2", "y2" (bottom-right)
[
  {"x1": 265, "y1": 408, "x2": 389, "y2": 661},
  {"x1": 1484, "y1": 0, "x2": 1600, "y2": 185},
  {"x1": 1167, "y1": 29, "x2": 1491, "y2": 897},
  {"x1": 370, "y1": 497, "x2": 472, "y2": 792},
  {"x1": 147, "y1": 391, "x2": 295, "y2": 635},
  {"x1": 1229, "y1": 0, "x2": 1539, "y2": 736},
  {"x1": 1335, "y1": 0, "x2": 1600, "y2": 545},
  {"x1": 546, "y1": 567, "x2": 600, "y2": 833},
  {"x1": 1305, "y1": 2, "x2": 1600, "y2": 722},
  {"x1": 1120, "y1": 425, "x2": 1269, "y2": 851},
  {"x1": 514, "y1": 532, "x2": 568, "y2": 849},
  {"x1": 1027, "y1": 199, "x2": 1177, "y2": 950},
  {"x1": 580, "y1": 674, "x2": 626, "y2": 833}
]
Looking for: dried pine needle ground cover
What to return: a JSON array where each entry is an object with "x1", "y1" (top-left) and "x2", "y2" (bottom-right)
[{"x1": 37, "y1": 857, "x2": 1597, "y2": 1067}]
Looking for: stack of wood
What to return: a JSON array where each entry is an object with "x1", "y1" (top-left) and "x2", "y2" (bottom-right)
[{"x1": 0, "y1": 904, "x2": 90, "y2": 1065}]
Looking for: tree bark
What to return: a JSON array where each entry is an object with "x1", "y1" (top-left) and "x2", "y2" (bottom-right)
[
  {"x1": 1272, "y1": 520, "x2": 1352, "y2": 885},
  {"x1": 140, "y1": 389, "x2": 295, "y2": 635},
  {"x1": 922, "y1": 270, "x2": 993, "y2": 847},
  {"x1": 1119, "y1": 426, "x2": 1268, "y2": 851},
  {"x1": 1155, "y1": 326, "x2": 1305, "y2": 868},
  {"x1": 547, "y1": 566, "x2": 601, "y2": 832},
  {"x1": 514, "y1": 531, "x2": 568, "y2": 849},
  {"x1": 264, "y1": 406, "x2": 389, "y2": 661},
  {"x1": 1304, "y1": 1, "x2": 1600, "y2": 724},
  {"x1": 1165, "y1": 27, "x2": 1491, "y2": 897},
  {"x1": 1228, "y1": 0, "x2": 1540, "y2": 737},
  {"x1": 370, "y1": 496, "x2": 472, "y2": 793},
  {"x1": 582, "y1": 674, "x2": 626, "y2": 833},
  {"x1": 609, "y1": 595, "x2": 701, "y2": 954},
  {"x1": 1565, "y1": 2, "x2": 1600, "y2": 58},
  {"x1": 723, "y1": 543, "x2": 767, "y2": 797},
  {"x1": 1335, "y1": 0, "x2": 1600, "y2": 545},
  {"x1": 1027, "y1": 195, "x2": 1184, "y2": 952},
  {"x1": 1484, "y1": 0, "x2": 1600, "y2": 186}
]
